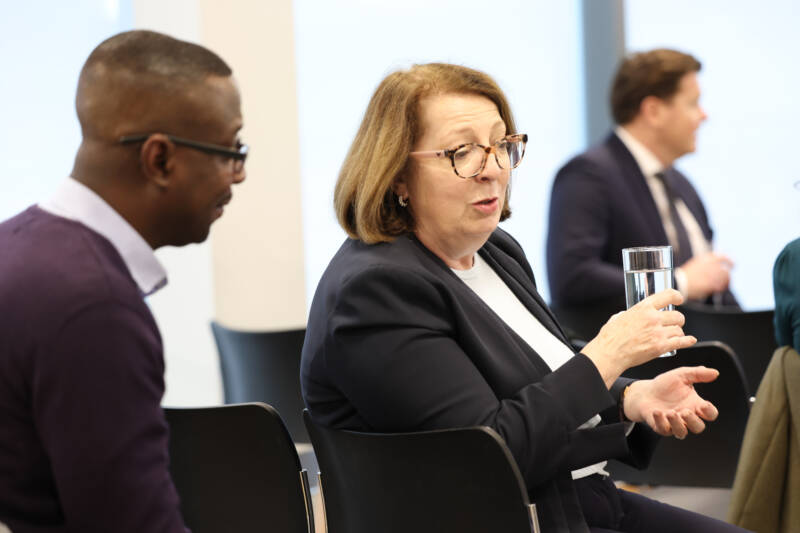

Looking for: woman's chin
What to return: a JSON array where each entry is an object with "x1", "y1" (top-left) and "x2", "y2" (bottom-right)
[{"x1": 466, "y1": 219, "x2": 501, "y2": 243}]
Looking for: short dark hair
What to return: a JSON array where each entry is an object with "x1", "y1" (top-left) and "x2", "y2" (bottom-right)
[
  {"x1": 81, "y1": 29, "x2": 231, "y2": 83},
  {"x1": 610, "y1": 48, "x2": 701, "y2": 125},
  {"x1": 75, "y1": 30, "x2": 234, "y2": 140}
]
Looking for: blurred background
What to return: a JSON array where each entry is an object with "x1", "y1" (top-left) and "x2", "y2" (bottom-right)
[{"x1": 2, "y1": 0, "x2": 797, "y2": 406}]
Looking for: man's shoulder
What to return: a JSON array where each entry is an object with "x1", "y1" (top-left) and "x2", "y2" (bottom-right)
[
  {"x1": 775, "y1": 238, "x2": 800, "y2": 271},
  {"x1": 785, "y1": 237, "x2": 800, "y2": 254},
  {"x1": 556, "y1": 133, "x2": 628, "y2": 181},
  {"x1": 0, "y1": 206, "x2": 145, "y2": 316}
]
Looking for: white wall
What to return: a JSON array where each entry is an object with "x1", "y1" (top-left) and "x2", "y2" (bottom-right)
[
  {"x1": 200, "y1": 0, "x2": 307, "y2": 333},
  {"x1": 294, "y1": 0, "x2": 586, "y2": 306},
  {"x1": 625, "y1": 0, "x2": 800, "y2": 310},
  {"x1": 0, "y1": 1, "x2": 132, "y2": 215}
]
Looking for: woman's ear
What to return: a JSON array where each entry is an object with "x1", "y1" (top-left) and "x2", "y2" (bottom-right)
[{"x1": 392, "y1": 173, "x2": 410, "y2": 199}]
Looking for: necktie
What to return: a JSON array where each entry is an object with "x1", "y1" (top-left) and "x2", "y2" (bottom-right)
[{"x1": 654, "y1": 171, "x2": 693, "y2": 266}]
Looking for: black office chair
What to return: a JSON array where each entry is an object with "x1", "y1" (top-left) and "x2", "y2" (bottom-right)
[
  {"x1": 553, "y1": 301, "x2": 622, "y2": 346},
  {"x1": 606, "y1": 341, "x2": 751, "y2": 488},
  {"x1": 164, "y1": 403, "x2": 314, "y2": 533},
  {"x1": 679, "y1": 303, "x2": 776, "y2": 395},
  {"x1": 303, "y1": 410, "x2": 540, "y2": 533},
  {"x1": 211, "y1": 322, "x2": 309, "y2": 443}
]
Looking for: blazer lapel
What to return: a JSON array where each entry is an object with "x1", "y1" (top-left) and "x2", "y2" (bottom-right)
[
  {"x1": 607, "y1": 134, "x2": 669, "y2": 244},
  {"x1": 664, "y1": 167, "x2": 712, "y2": 241},
  {"x1": 479, "y1": 245, "x2": 572, "y2": 347},
  {"x1": 408, "y1": 233, "x2": 574, "y2": 353}
]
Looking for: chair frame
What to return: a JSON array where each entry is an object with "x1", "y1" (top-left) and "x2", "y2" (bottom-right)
[
  {"x1": 210, "y1": 322, "x2": 310, "y2": 443},
  {"x1": 679, "y1": 302, "x2": 776, "y2": 395},
  {"x1": 607, "y1": 341, "x2": 752, "y2": 488},
  {"x1": 304, "y1": 410, "x2": 539, "y2": 533},
  {"x1": 165, "y1": 403, "x2": 315, "y2": 533}
]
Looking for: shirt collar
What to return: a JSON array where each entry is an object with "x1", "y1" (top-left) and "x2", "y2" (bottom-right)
[
  {"x1": 615, "y1": 125, "x2": 666, "y2": 178},
  {"x1": 39, "y1": 177, "x2": 168, "y2": 296}
]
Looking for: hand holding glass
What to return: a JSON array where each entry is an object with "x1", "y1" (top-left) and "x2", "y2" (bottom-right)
[{"x1": 622, "y1": 246, "x2": 676, "y2": 357}]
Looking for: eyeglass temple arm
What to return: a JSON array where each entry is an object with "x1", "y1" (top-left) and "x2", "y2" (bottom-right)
[{"x1": 408, "y1": 149, "x2": 447, "y2": 158}]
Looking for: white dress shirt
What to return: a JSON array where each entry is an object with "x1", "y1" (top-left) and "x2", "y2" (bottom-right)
[
  {"x1": 453, "y1": 254, "x2": 610, "y2": 479},
  {"x1": 615, "y1": 126, "x2": 711, "y2": 296},
  {"x1": 39, "y1": 176, "x2": 167, "y2": 296}
]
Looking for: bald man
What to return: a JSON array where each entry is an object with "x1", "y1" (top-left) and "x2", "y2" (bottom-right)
[{"x1": 0, "y1": 31, "x2": 246, "y2": 532}]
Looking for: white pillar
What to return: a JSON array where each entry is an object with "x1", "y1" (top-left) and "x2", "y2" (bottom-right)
[
  {"x1": 133, "y1": 0, "x2": 306, "y2": 406},
  {"x1": 200, "y1": 0, "x2": 307, "y2": 331}
]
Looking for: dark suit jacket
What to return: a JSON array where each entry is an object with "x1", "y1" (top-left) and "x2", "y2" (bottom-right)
[
  {"x1": 546, "y1": 132, "x2": 737, "y2": 340},
  {"x1": 301, "y1": 228, "x2": 658, "y2": 533}
]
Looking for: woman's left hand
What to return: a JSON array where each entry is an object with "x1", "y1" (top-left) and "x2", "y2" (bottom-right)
[{"x1": 622, "y1": 366, "x2": 720, "y2": 439}]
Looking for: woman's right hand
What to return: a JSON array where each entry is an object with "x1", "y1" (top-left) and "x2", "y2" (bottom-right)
[{"x1": 580, "y1": 289, "x2": 697, "y2": 388}]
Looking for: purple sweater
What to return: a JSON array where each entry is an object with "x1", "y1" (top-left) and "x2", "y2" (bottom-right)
[{"x1": 0, "y1": 207, "x2": 188, "y2": 533}]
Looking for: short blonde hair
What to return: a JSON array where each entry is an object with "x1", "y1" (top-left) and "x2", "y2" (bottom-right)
[{"x1": 334, "y1": 63, "x2": 518, "y2": 244}]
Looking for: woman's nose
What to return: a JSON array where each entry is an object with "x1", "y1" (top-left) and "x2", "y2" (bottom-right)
[{"x1": 475, "y1": 149, "x2": 503, "y2": 182}]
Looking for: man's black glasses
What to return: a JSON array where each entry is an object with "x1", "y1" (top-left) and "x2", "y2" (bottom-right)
[{"x1": 119, "y1": 134, "x2": 248, "y2": 174}]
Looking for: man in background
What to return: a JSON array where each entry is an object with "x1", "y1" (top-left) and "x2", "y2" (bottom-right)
[
  {"x1": 0, "y1": 30, "x2": 246, "y2": 532},
  {"x1": 547, "y1": 48, "x2": 736, "y2": 340}
]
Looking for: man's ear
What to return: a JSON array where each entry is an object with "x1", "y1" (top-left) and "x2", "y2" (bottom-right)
[
  {"x1": 139, "y1": 134, "x2": 175, "y2": 188},
  {"x1": 640, "y1": 95, "x2": 666, "y2": 127}
]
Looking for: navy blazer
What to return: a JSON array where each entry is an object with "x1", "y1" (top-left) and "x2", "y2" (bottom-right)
[
  {"x1": 546, "y1": 132, "x2": 737, "y2": 339},
  {"x1": 301, "y1": 228, "x2": 658, "y2": 532}
]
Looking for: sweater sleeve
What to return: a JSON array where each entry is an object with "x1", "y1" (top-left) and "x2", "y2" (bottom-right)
[
  {"x1": 323, "y1": 264, "x2": 630, "y2": 489},
  {"x1": 32, "y1": 302, "x2": 189, "y2": 533}
]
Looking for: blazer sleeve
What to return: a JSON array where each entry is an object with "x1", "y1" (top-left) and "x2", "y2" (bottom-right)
[
  {"x1": 547, "y1": 157, "x2": 626, "y2": 306},
  {"x1": 323, "y1": 264, "x2": 633, "y2": 489}
]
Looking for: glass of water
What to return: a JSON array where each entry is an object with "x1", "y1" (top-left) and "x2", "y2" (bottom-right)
[{"x1": 622, "y1": 245, "x2": 676, "y2": 357}]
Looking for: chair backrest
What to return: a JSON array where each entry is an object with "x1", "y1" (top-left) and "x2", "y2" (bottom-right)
[
  {"x1": 553, "y1": 302, "x2": 620, "y2": 344},
  {"x1": 303, "y1": 410, "x2": 539, "y2": 533},
  {"x1": 606, "y1": 341, "x2": 751, "y2": 488},
  {"x1": 165, "y1": 403, "x2": 314, "y2": 533},
  {"x1": 679, "y1": 303, "x2": 776, "y2": 395},
  {"x1": 211, "y1": 322, "x2": 309, "y2": 443}
]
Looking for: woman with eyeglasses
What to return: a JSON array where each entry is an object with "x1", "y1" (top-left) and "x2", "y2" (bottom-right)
[{"x1": 300, "y1": 63, "x2": 747, "y2": 532}]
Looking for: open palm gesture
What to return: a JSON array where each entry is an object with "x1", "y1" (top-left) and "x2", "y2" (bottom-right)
[{"x1": 623, "y1": 366, "x2": 720, "y2": 439}]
